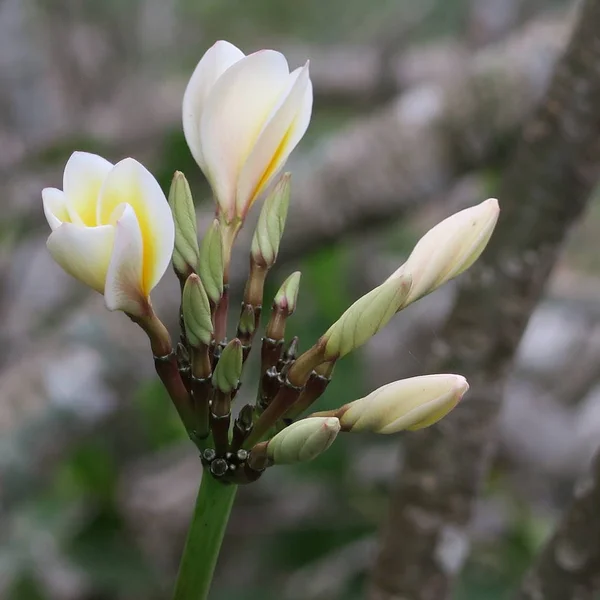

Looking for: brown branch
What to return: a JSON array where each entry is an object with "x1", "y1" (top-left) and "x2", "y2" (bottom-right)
[
  {"x1": 514, "y1": 449, "x2": 600, "y2": 600},
  {"x1": 369, "y1": 0, "x2": 600, "y2": 598}
]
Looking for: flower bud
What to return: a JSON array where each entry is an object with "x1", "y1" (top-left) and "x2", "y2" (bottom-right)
[
  {"x1": 265, "y1": 272, "x2": 302, "y2": 342},
  {"x1": 182, "y1": 273, "x2": 213, "y2": 347},
  {"x1": 169, "y1": 171, "x2": 199, "y2": 278},
  {"x1": 389, "y1": 199, "x2": 499, "y2": 306},
  {"x1": 251, "y1": 173, "x2": 291, "y2": 268},
  {"x1": 339, "y1": 374, "x2": 468, "y2": 434},
  {"x1": 266, "y1": 417, "x2": 340, "y2": 464},
  {"x1": 212, "y1": 338, "x2": 243, "y2": 393},
  {"x1": 238, "y1": 304, "x2": 255, "y2": 337},
  {"x1": 198, "y1": 219, "x2": 224, "y2": 304},
  {"x1": 323, "y1": 272, "x2": 412, "y2": 360},
  {"x1": 274, "y1": 271, "x2": 301, "y2": 315}
]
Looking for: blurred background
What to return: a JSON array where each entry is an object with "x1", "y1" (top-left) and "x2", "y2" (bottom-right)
[{"x1": 2, "y1": 0, "x2": 599, "y2": 598}]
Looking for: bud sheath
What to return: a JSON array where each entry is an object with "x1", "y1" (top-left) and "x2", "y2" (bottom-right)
[{"x1": 323, "y1": 272, "x2": 412, "y2": 360}]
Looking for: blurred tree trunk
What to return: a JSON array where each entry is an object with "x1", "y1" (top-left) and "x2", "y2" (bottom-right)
[
  {"x1": 515, "y1": 448, "x2": 600, "y2": 600},
  {"x1": 368, "y1": 0, "x2": 600, "y2": 598}
]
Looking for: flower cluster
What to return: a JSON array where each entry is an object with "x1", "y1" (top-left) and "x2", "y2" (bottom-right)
[{"x1": 42, "y1": 41, "x2": 499, "y2": 484}]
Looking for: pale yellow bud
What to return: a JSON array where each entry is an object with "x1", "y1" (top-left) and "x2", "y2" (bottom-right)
[
  {"x1": 389, "y1": 198, "x2": 499, "y2": 306},
  {"x1": 339, "y1": 374, "x2": 468, "y2": 434},
  {"x1": 267, "y1": 417, "x2": 340, "y2": 464},
  {"x1": 323, "y1": 272, "x2": 412, "y2": 360}
]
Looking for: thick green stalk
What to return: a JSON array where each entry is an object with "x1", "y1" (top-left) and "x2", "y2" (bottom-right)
[{"x1": 173, "y1": 473, "x2": 238, "y2": 600}]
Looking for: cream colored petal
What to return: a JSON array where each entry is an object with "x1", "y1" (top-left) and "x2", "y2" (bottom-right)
[
  {"x1": 42, "y1": 187, "x2": 71, "y2": 230},
  {"x1": 104, "y1": 204, "x2": 147, "y2": 315},
  {"x1": 47, "y1": 223, "x2": 115, "y2": 293},
  {"x1": 341, "y1": 374, "x2": 468, "y2": 434},
  {"x1": 63, "y1": 151, "x2": 113, "y2": 226},
  {"x1": 199, "y1": 50, "x2": 290, "y2": 219},
  {"x1": 97, "y1": 158, "x2": 174, "y2": 296},
  {"x1": 447, "y1": 198, "x2": 499, "y2": 277},
  {"x1": 389, "y1": 198, "x2": 499, "y2": 304},
  {"x1": 183, "y1": 40, "x2": 245, "y2": 171},
  {"x1": 237, "y1": 62, "x2": 313, "y2": 216}
]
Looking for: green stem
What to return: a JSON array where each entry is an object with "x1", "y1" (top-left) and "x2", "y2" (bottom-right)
[{"x1": 172, "y1": 472, "x2": 238, "y2": 600}]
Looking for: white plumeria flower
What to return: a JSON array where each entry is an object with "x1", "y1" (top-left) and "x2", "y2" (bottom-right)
[
  {"x1": 183, "y1": 40, "x2": 313, "y2": 222},
  {"x1": 43, "y1": 151, "x2": 175, "y2": 316},
  {"x1": 389, "y1": 198, "x2": 500, "y2": 306},
  {"x1": 339, "y1": 374, "x2": 469, "y2": 434}
]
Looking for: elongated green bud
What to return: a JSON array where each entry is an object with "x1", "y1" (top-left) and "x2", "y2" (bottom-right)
[
  {"x1": 182, "y1": 274, "x2": 213, "y2": 347},
  {"x1": 323, "y1": 272, "x2": 412, "y2": 360},
  {"x1": 388, "y1": 198, "x2": 499, "y2": 307},
  {"x1": 251, "y1": 173, "x2": 291, "y2": 268},
  {"x1": 266, "y1": 417, "x2": 340, "y2": 464},
  {"x1": 169, "y1": 171, "x2": 199, "y2": 277},
  {"x1": 212, "y1": 338, "x2": 243, "y2": 393},
  {"x1": 198, "y1": 219, "x2": 224, "y2": 304},
  {"x1": 339, "y1": 374, "x2": 468, "y2": 434}
]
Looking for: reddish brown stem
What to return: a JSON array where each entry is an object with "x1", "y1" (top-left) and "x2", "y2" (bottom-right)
[
  {"x1": 284, "y1": 371, "x2": 332, "y2": 421},
  {"x1": 243, "y1": 380, "x2": 303, "y2": 449},
  {"x1": 231, "y1": 405, "x2": 254, "y2": 452},
  {"x1": 154, "y1": 354, "x2": 195, "y2": 433},
  {"x1": 265, "y1": 307, "x2": 287, "y2": 340},
  {"x1": 243, "y1": 260, "x2": 268, "y2": 308},
  {"x1": 257, "y1": 367, "x2": 282, "y2": 413},
  {"x1": 213, "y1": 285, "x2": 229, "y2": 344},
  {"x1": 260, "y1": 337, "x2": 284, "y2": 377},
  {"x1": 287, "y1": 343, "x2": 327, "y2": 387},
  {"x1": 130, "y1": 309, "x2": 195, "y2": 433},
  {"x1": 190, "y1": 376, "x2": 211, "y2": 440},
  {"x1": 211, "y1": 389, "x2": 231, "y2": 456}
]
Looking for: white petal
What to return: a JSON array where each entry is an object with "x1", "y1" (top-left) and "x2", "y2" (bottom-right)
[
  {"x1": 63, "y1": 152, "x2": 113, "y2": 226},
  {"x1": 97, "y1": 158, "x2": 175, "y2": 296},
  {"x1": 237, "y1": 62, "x2": 312, "y2": 215},
  {"x1": 183, "y1": 40, "x2": 245, "y2": 172},
  {"x1": 104, "y1": 204, "x2": 148, "y2": 315},
  {"x1": 341, "y1": 374, "x2": 468, "y2": 434},
  {"x1": 200, "y1": 50, "x2": 290, "y2": 219},
  {"x1": 47, "y1": 223, "x2": 115, "y2": 293},
  {"x1": 397, "y1": 198, "x2": 500, "y2": 303},
  {"x1": 42, "y1": 188, "x2": 71, "y2": 230}
]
